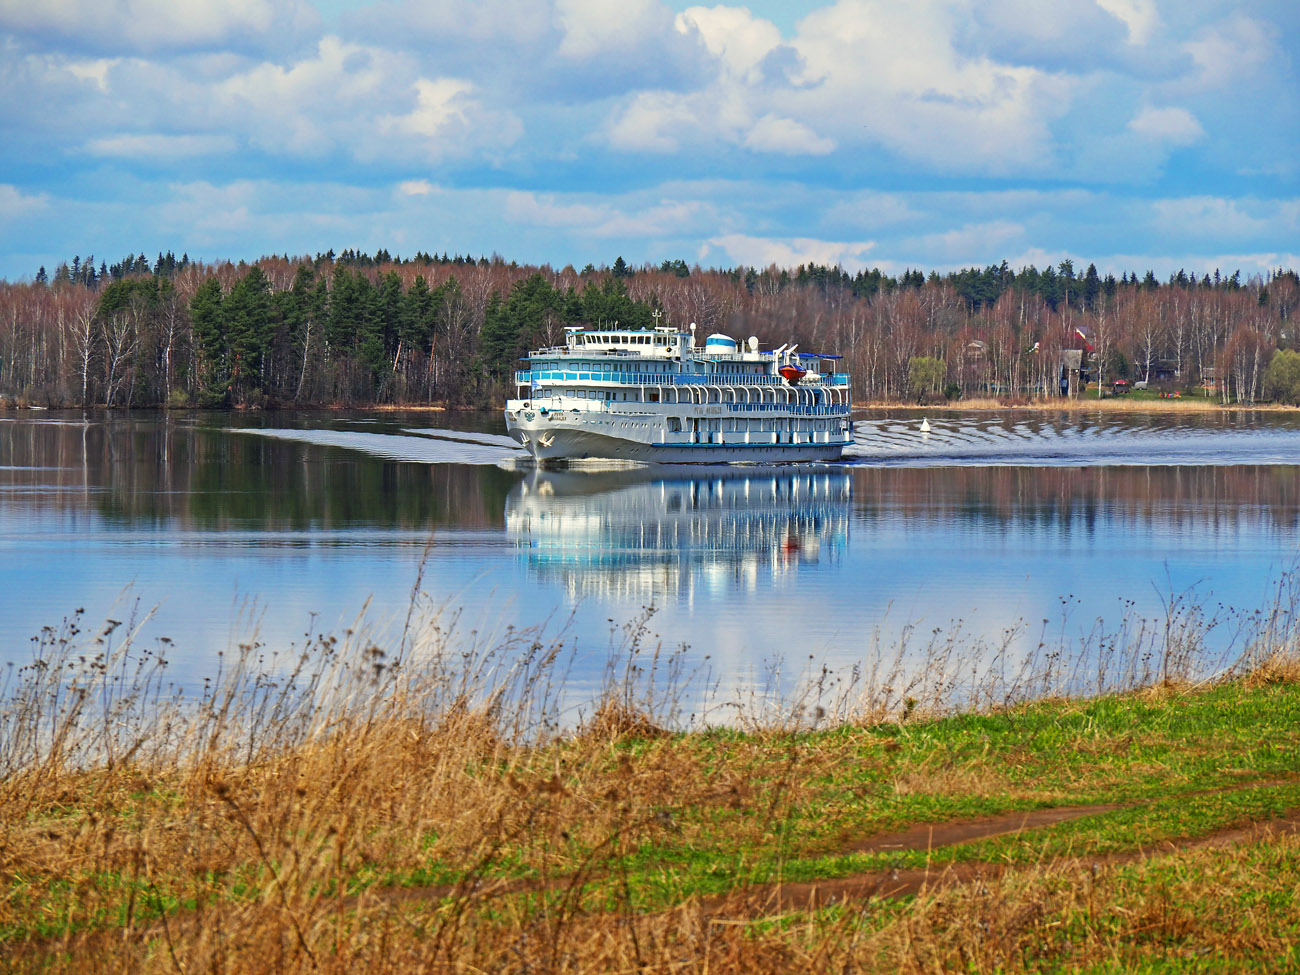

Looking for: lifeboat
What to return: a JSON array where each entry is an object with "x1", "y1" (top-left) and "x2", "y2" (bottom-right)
[{"x1": 779, "y1": 364, "x2": 807, "y2": 385}]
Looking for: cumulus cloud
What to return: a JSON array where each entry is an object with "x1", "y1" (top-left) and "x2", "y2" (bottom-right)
[
  {"x1": 1094, "y1": 0, "x2": 1159, "y2": 45},
  {"x1": 347, "y1": 0, "x2": 706, "y2": 98},
  {"x1": 0, "y1": 0, "x2": 1296, "y2": 279},
  {"x1": 675, "y1": 5, "x2": 784, "y2": 82},
  {"x1": 1181, "y1": 14, "x2": 1277, "y2": 92},
  {"x1": 0, "y1": 0, "x2": 320, "y2": 55},
  {"x1": 743, "y1": 115, "x2": 834, "y2": 155},
  {"x1": 705, "y1": 233, "x2": 877, "y2": 271},
  {"x1": 604, "y1": 0, "x2": 1076, "y2": 173},
  {"x1": 555, "y1": 0, "x2": 674, "y2": 59},
  {"x1": 1127, "y1": 105, "x2": 1204, "y2": 146}
]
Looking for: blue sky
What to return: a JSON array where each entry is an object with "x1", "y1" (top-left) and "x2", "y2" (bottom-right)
[{"x1": 1, "y1": 0, "x2": 1296, "y2": 282}]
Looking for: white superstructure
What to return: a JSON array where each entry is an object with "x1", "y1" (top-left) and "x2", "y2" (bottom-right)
[{"x1": 504, "y1": 321, "x2": 853, "y2": 464}]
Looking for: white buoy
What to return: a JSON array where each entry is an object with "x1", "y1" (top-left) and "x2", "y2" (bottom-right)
[{"x1": 920, "y1": 418, "x2": 931, "y2": 433}]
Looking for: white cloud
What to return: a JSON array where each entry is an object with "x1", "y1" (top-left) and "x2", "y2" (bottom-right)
[
  {"x1": 84, "y1": 133, "x2": 238, "y2": 159},
  {"x1": 380, "y1": 79, "x2": 474, "y2": 139},
  {"x1": 397, "y1": 180, "x2": 436, "y2": 197},
  {"x1": 743, "y1": 114, "x2": 834, "y2": 155},
  {"x1": 0, "y1": 184, "x2": 50, "y2": 218},
  {"x1": 705, "y1": 233, "x2": 877, "y2": 270},
  {"x1": 675, "y1": 5, "x2": 783, "y2": 82},
  {"x1": 0, "y1": 0, "x2": 320, "y2": 54},
  {"x1": 1094, "y1": 0, "x2": 1159, "y2": 45},
  {"x1": 1182, "y1": 15, "x2": 1275, "y2": 92},
  {"x1": 1127, "y1": 106, "x2": 1204, "y2": 146},
  {"x1": 555, "y1": 0, "x2": 674, "y2": 58},
  {"x1": 607, "y1": 92, "x2": 707, "y2": 152},
  {"x1": 200, "y1": 37, "x2": 522, "y2": 161},
  {"x1": 787, "y1": 0, "x2": 1073, "y2": 173},
  {"x1": 604, "y1": 0, "x2": 1075, "y2": 174},
  {"x1": 65, "y1": 57, "x2": 118, "y2": 91}
]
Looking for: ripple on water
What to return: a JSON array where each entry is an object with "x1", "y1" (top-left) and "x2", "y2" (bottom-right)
[{"x1": 845, "y1": 416, "x2": 1300, "y2": 468}]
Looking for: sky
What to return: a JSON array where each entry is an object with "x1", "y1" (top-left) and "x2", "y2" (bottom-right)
[{"x1": 1, "y1": 0, "x2": 1297, "y2": 283}]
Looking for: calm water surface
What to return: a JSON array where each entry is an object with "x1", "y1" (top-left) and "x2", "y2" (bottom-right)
[{"x1": 1, "y1": 409, "x2": 1298, "y2": 706}]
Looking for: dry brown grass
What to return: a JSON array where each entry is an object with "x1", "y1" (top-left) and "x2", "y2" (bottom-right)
[{"x1": 3, "y1": 596, "x2": 1300, "y2": 973}]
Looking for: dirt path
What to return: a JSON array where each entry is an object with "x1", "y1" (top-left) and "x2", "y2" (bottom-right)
[
  {"x1": 702, "y1": 808, "x2": 1300, "y2": 914},
  {"x1": 838, "y1": 803, "x2": 1126, "y2": 855}
]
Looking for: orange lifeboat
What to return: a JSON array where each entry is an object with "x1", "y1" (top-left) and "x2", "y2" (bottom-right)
[{"x1": 779, "y1": 364, "x2": 806, "y2": 385}]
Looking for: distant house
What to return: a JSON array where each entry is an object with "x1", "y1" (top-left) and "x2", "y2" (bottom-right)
[
  {"x1": 1152, "y1": 359, "x2": 1181, "y2": 382},
  {"x1": 1060, "y1": 349, "x2": 1087, "y2": 396}
]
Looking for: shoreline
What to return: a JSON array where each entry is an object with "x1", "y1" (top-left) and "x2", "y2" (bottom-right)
[
  {"x1": 858, "y1": 395, "x2": 1299, "y2": 413},
  {"x1": 4, "y1": 397, "x2": 1297, "y2": 416}
]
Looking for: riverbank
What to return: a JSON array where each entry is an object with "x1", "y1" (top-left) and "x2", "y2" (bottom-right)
[
  {"x1": 862, "y1": 394, "x2": 1299, "y2": 413},
  {"x1": 5, "y1": 393, "x2": 1296, "y2": 416},
  {"x1": 3, "y1": 614, "x2": 1299, "y2": 973}
]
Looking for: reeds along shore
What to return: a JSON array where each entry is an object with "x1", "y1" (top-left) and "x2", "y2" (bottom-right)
[{"x1": 3, "y1": 581, "x2": 1300, "y2": 974}]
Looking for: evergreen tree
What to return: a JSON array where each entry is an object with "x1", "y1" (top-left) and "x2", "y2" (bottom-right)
[
  {"x1": 478, "y1": 273, "x2": 563, "y2": 383},
  {"x1": 1082, "y1": 263, "x2": 1102, "y2": 310},
  {"x1": 402, "y1": 275, "x2": 435, "y2": 353},
  {"x1": 224, "y1": 266, "x2": 276, "y2": 401},
  {"x1": 190, "y1": 277, "x2": 229, "y2": 406}
]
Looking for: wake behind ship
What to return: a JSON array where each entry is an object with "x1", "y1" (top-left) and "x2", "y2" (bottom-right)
[{"x1": 504, "y1": 320, "x2": 853, "y2": 464}]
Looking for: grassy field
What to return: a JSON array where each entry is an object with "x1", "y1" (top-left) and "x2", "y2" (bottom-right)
[{"x1": 2, "y1": 608, "x2": 1299, "y2": 973}]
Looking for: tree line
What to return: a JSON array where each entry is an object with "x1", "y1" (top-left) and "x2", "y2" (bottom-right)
[{"x1": 1, "y1": 251, "x2": 1296, "y2": 409}]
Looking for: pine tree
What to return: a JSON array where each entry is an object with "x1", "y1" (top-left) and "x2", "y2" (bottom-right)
[
  {"x1": 224, "y1": 266, "x2": 276, "y2": 401},
  {"x1": 190, "y1": 277, "x2": 229, "y2": 406}
]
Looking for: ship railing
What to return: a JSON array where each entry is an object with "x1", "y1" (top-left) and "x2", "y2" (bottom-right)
[
  {"x1": 515, "y1": 370, "x2": 850, "y2": 388},
  {"x1": 509, "y1": 398, "x2": 848, "y2": 417}
]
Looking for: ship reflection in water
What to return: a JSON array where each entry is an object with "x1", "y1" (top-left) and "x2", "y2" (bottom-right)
[{"x1": 505, "y1": 468, "x2": 852, "y2": 604}]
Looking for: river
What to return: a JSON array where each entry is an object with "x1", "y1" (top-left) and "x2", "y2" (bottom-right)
[{"x1": 2, "y1": 409, "x2": 1297, "y2": 719}]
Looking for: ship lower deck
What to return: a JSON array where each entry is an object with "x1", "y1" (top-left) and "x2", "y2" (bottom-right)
[{"x1": 505, "y1": 407, "x2": 849, "y2": 464}]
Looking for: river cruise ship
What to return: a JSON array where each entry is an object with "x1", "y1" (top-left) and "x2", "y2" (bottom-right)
[{"x1": 504, "y1": 321, "x2": 853, "y2": 464}]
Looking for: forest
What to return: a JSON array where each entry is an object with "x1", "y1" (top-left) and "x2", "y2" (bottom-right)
[{"x1": 1, "y1": 250, "x2": 1297, "y2": 409}]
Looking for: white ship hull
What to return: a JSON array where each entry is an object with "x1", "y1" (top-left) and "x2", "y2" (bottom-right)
[{"x1": 506, "y1": 408, "x2": 849, "y2": 464}]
